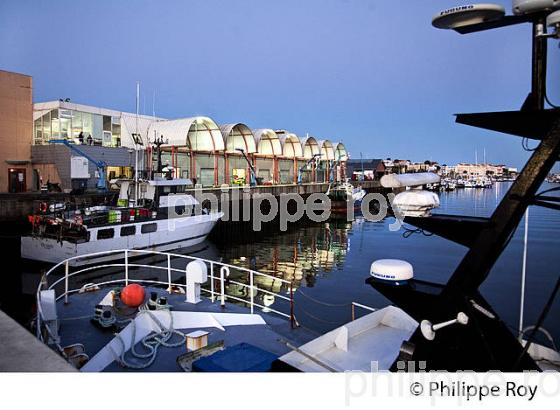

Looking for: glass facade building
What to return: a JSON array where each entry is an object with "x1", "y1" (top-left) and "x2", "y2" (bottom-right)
[{"x1": 34, "y1": 108, "x2": 121, "y2": 147}]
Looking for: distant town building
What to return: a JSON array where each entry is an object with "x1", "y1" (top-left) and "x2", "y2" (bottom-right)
[
  {"x1": 383, "y1": 158, "x2": 410, "y2": 174},
  {"x1": 454, "y1": 163, "x2": 506, "y2": 178},
  {"x1": 407, "y1": 161, "x2": 439, "y2": 173},
  {"x1": 346, "y1": 159, "x2": 386, "y2": 180}
]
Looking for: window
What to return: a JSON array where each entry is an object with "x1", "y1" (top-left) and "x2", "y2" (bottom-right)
[
  {"x1": 92, "y1": 114, "x2": 103, "y2": 143},
  {"x1": 34, "y1": 118, "x2": 43, "y2": 144},
  {"x1": 107, "y1": 166, "x2": 133, "y2": 180},
  {"x1": 97, "y1": 228, "x2": 114, "y2": 240},
  {"x1": 60, "y1": 117, "x2": 70, "y2": 139},
  {"x1": 103, "y1": 116, "x2": 112, "y2": 131},
  {"x1": 42, "y1": 111, "x2": 51, "y2": 142},
  {"x1": 120, "y1": 225, "x2": 136, "y2": 236},
  {"x1": 102, "y1": 131, "x2": 112, "y2": 146},
  {"x1": 71, "y1": 111, "x2": 83, "y2": 141},
  {"x1": 112, "y1": 120, "x2": 121, "y2": 147},
  {"x1": 141, "y1": 223, "x2": 157, "y2": 234},
  {"x1": 82, "y1": 113, "x2": 93, "y2": 142}
]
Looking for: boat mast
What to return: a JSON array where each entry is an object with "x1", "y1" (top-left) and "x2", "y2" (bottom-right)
[
  {"x1": 360, "y1": 152, "x2": 364, "y2": 182},
  {"x1": 135, "y1": 81, "x2": 140, "y2": 203}
]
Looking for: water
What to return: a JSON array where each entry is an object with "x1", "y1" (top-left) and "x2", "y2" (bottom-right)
[
  {"x1": 213, "y1": 182, "x2": 560, "y2": 343},
  {"x1": 3, "y1": 182, "x2": 560, "y2": 346}
]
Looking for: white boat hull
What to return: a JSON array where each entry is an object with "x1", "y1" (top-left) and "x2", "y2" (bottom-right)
[{"x1": 21, "y1": 213, "x2": 222, "y2": 265}]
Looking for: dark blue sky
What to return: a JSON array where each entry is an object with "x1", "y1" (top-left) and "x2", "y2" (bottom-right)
[{"x1": 2, "y1": 0, "x2": 559, "y2": 169}]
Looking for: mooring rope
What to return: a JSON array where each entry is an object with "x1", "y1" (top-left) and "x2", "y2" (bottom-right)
[
  {"x1": 402, "y1": 225, "x2": 433, "y2": 238},
  {"x1": 296, "y1": 289, "x2": 350, "y2": 308},
  {"x1": 297, "y1": 305, "x2": 343, "y2": 325},
  {"x1": 114, "y1": 309, "x2": 186, "y2": 369}
]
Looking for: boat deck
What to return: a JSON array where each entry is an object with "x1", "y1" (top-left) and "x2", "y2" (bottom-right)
[{"x1": 56, "y1": 286, "x2": 319, "y2": 372}]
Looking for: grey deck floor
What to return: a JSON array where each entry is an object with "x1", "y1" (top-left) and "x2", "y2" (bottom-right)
[{"x1": 56, "y1": 286, "x2": 319, "y2": 372}]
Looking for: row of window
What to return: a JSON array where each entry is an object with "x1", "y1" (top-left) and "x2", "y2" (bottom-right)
[
  {"x1": 96, "y1": 222, "x2": 157, "y2": 240},
  {"x1": 34, "y1": 108, "x2": 121, "y2": 147}
]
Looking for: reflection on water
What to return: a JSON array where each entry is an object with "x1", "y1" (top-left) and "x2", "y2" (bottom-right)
[
  {"x1": 213, "y1": 182, "x2": 560, "y2": 340},
  {"x1": 217, "y1": 219, "x2": 352, "y2": 290},
  {"x1": 436, "y1": 181, "x2": 510, "y2": 217},
  {"x1": 210, "y1": 219, "x2": 353, "y2": 317}
]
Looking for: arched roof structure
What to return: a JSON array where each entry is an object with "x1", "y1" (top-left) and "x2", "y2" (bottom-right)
[
  {"x1": 252, "y1": 129, "x2": 282, "y2": 156},
  {"x1": 277, "y1": 131, "x2": 303, "y2": 158},
  {"x1": 318, "y1": 139, "x2": 335, "y2": 160},
  {"x1": 334, "y1": 142, "x2": 348, "y2": 161},
  {"x1": 220, "y1": 123, "x2": 257, "y2": 154},
  {"x1": 148, "y1": 116, "x2": 224, "y2": 151},
  {"x1": 300, "y1": 136, "x2": 320, "y2": 159}
]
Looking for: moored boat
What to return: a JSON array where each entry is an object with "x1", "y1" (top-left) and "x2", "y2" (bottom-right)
[
  {"x1": 327, "y1": 181, "x2": 366, "y2": 213},
  {"x1": 21, "y1": 178, "x2": 223, "y2": 265}
]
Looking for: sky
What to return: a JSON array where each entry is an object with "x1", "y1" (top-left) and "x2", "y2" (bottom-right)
[{"x1": 2, "y1": 0, "x2": 560, "y2": 169}]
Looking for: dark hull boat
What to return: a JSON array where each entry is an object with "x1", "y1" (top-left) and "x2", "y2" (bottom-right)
[{"x1": 327, "y1": 182, "x2": 366, "y2": 214}]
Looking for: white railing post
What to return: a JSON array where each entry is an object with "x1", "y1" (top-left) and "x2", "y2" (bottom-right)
[
  {"x1": 167, "y1": 253, "x2": 172, "y2": 293},
  {"x1": 220, "y1": 266, "x2": 229, "y2": 308},
  {"x1": 210, "y1": 262, "x2": 215, "y2": 302},
  {"x1": 124, "y1": 249, "x2": 129, "y2": 286},
  {"x1": 290, "y1": 282, "x2": 295, "y2": 329},
  {"x1": 250, "y1": 271, "x2": 254, "y2": 314},
  {"x1": 64, "y1": 260, "x2": 69, "y2": 304}
]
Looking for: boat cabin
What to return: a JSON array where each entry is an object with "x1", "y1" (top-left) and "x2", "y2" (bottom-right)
[{"x1": 112, "y1": 177, "x2": 196, "y2": 210}]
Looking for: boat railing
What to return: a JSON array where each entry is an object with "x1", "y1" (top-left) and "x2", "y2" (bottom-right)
[
  {"x1": 351, "y1": 301, "x2": 377, "y2": 321},
  {"x1": 36, "y1": 249, "x2": 297, "y2": 343}
]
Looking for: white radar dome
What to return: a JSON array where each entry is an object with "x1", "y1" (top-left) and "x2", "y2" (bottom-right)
[
  {"x1": 513, "y1": 0, "x2": 560, "y2": 16},
  {"x1": 370, "y1": 259, "x2": 414, "y2": 283}
]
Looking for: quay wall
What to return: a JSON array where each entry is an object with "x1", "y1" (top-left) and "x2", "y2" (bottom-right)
[
  {"x1": 0, "y1": 309, "x2": 75, "y2": 371},
  {"x1": 0, "y1": 180, "x2": 384, "y2": 223}
]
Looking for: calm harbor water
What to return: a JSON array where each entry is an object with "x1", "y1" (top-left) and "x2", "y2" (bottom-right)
[
  {"x1": 213, "y1": 182, "x2": 560, "y2": 342},
  {"x1": 3, "y1": 182, "x2": 560, "y2": 346}
]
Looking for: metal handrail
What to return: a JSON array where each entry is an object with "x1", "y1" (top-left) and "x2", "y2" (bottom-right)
[
  {"x1": 351, "y1": 301, "x2": 377, "y2": 321},
  {"x1": 36, "y1": 249, "x2": 297, "y2": 342}
]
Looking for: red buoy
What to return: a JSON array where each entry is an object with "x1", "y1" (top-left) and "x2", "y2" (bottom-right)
[{"x1": 120, "y1": 284, "x2": 145, "y2": 307}]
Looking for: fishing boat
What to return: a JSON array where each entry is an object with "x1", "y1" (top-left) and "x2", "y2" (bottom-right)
[
  {"x1": 326, "y1": 181, "x2": 366, "y2": 213},
  {"x1": 21, "y1": 177, "x2": 223, "y2": 265}
]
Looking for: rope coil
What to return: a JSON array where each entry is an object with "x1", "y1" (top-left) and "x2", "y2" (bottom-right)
[{"x1": 114, "y1": 309, "x2": 186, "y2": 369}]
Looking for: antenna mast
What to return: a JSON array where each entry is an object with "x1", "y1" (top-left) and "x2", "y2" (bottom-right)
[{"x1": 135, "y1": 81, "x2": 140, "y2": 203}]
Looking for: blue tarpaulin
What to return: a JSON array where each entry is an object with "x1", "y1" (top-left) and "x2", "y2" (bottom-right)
[{"x1": 192, "y1": 343, "x2": 279, "y2": 372}]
